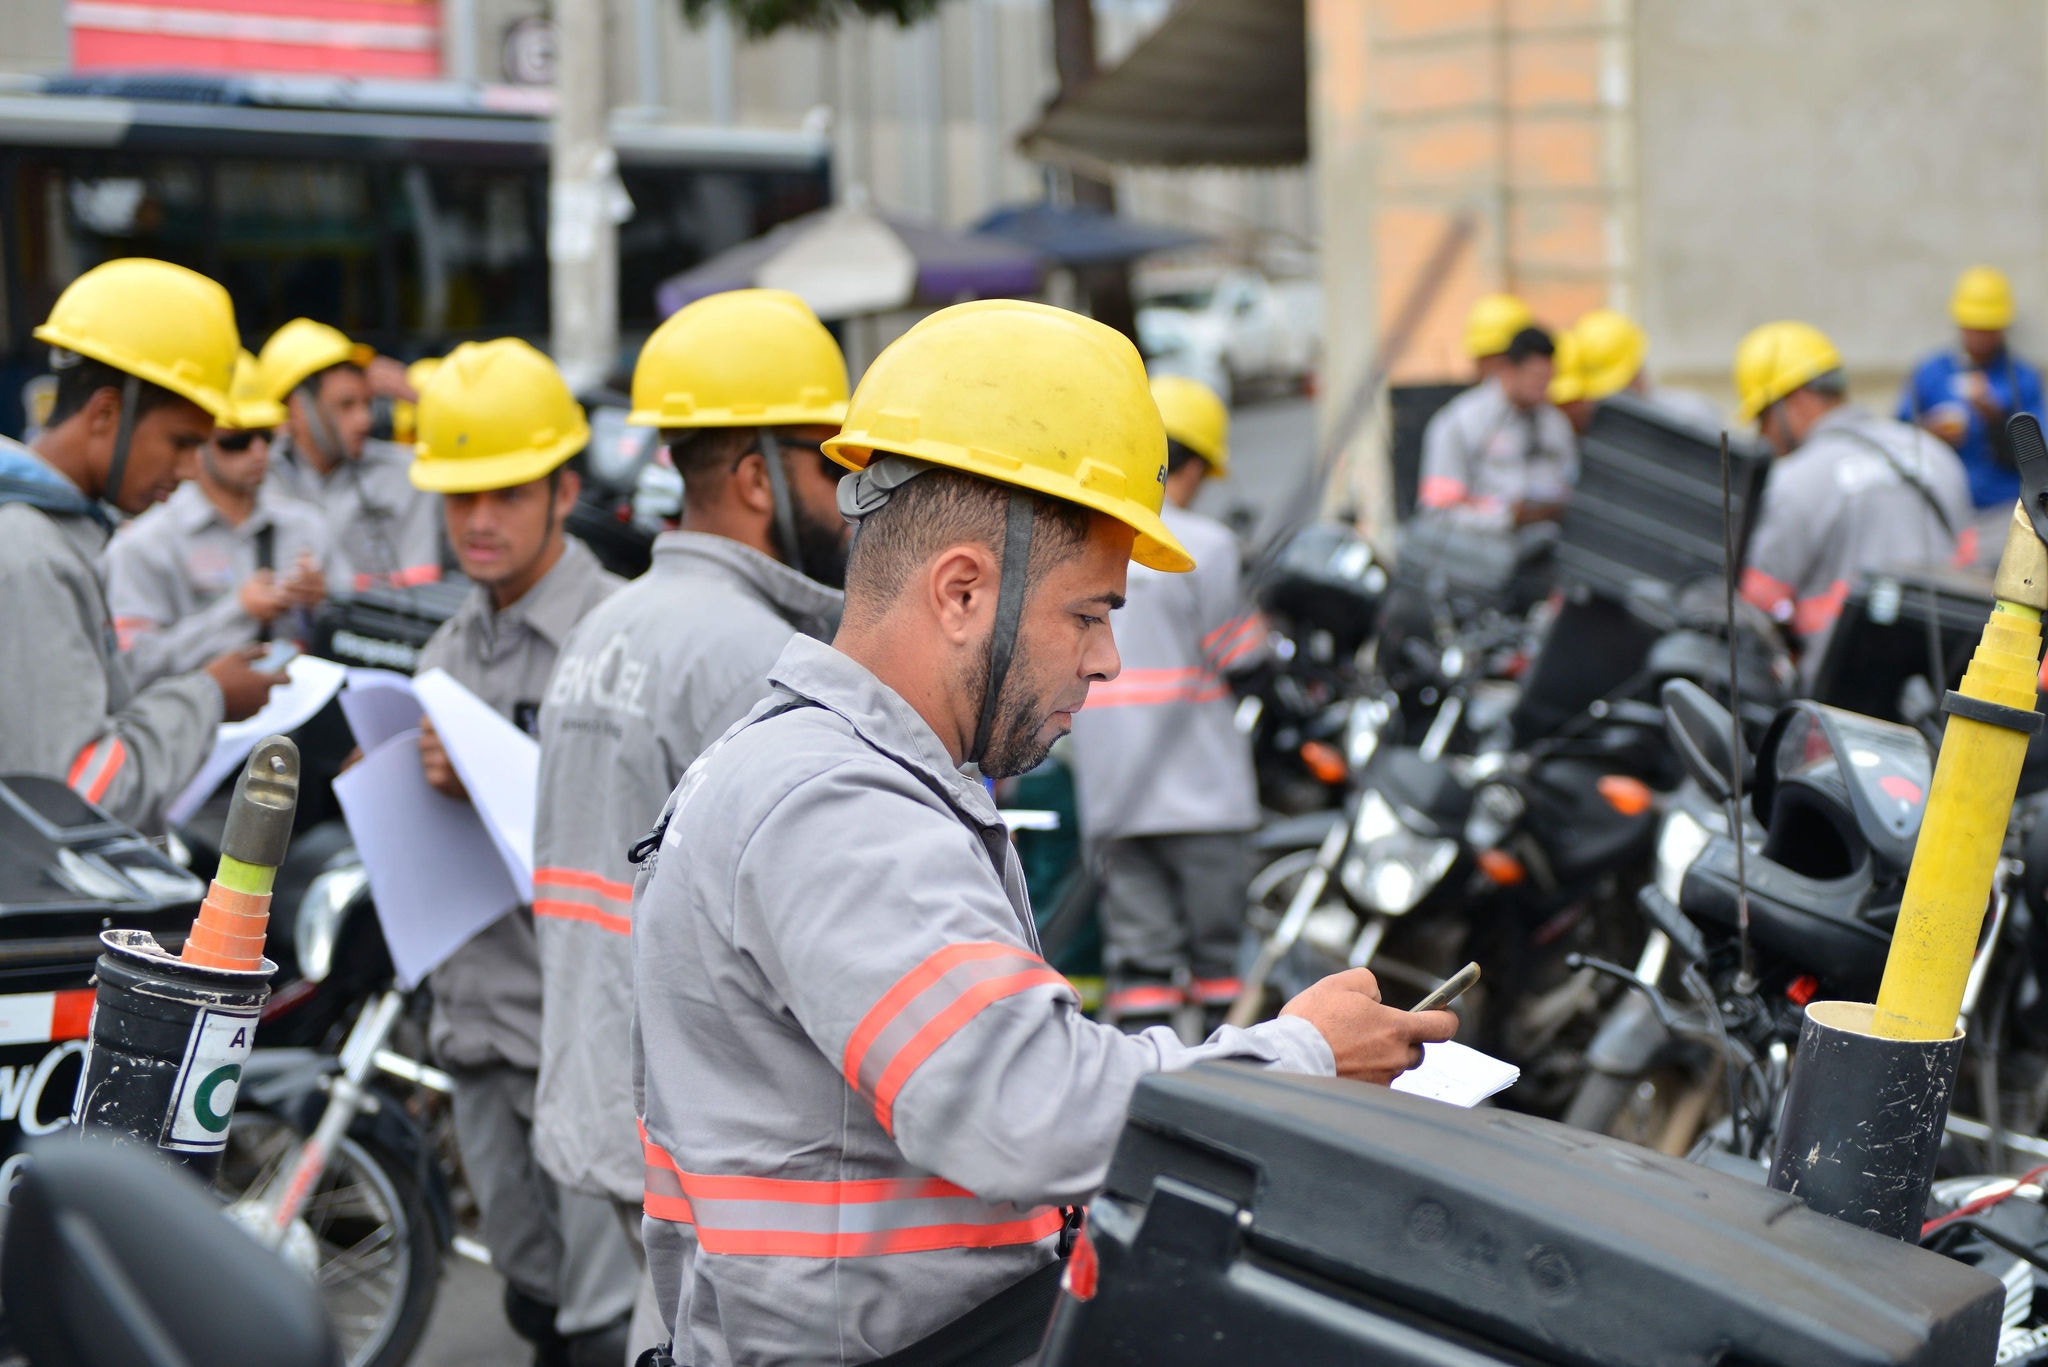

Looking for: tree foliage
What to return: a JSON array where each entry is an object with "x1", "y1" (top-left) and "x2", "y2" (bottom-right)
[{"x1": 680, "y1": 0, "x2": 946, "y2": 38}]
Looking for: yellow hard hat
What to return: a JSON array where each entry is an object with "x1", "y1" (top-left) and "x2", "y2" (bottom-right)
[
  {"x1": 258, "y1": 318, "x2": 361, "y2": 399},
  {"x1": 1732, "y1": 320, "x2": 1842, "y2": 422},
  {"x1": 1150, "y1": 374, "x2": 1230, "y2": 476},
  {"x1": 1464, "y1": 293, "x2": 1536, "y2": 360},
  {"x1": 33, "y1": 258, "x2": 238, "y2": 421},
  {"x1": 1574, "y1": 308, "x2": 1647, "y2": 401},
  {"x1": 1548, "y1": 329, "x2": 1588, "y2": 405},
  {"x1": 218, "y1": 350, "x2": 288, "y2": 431},
  {"x1": 409, "y1": 339, "x2": 588, "y2": 494},
  {"x1": 390, "y1": 357, "x2": 442, "y2": 445},
  {"x1": 825, "y1": 299, "x2": 1191, "y2": 573},
  {"x1": 630, "y1": 289, "x2": 849, "y2": 430},
  {"x1": 1952, "y1": 266, "x2": 2015, "y2": 330}
]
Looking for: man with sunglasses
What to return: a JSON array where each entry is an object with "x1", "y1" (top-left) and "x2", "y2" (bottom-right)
[
  {"x1": 106, "y1": 351, "x2": 327, "y2": 686},
  {"x1": 530, "y1": 289, "x2": 849, "y2": 1354}
]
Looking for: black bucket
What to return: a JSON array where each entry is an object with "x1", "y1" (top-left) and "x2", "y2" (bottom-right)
[
  {"x1": 71, "y1": 930, "x2": 274, "y2": 1183},
  {"x1": 1768, "y1": 1000, "x2": 1966, "y2": 1242}
]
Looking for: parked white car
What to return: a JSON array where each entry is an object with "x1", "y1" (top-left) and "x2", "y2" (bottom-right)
[{"x1": 1137, "y1": 268, "x2": 1322, "y2": 407}]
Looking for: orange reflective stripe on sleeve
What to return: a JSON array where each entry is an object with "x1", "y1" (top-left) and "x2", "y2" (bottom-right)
[
  {"x1": 1081, "y1": 667, "x2": 1231, "y2": 711},
  {"x1": 353, "y1": 564, "x2": 442, "y2": 591},
  {"x1": 67, "y1": 737, "x2": 127, "y2": 806},
  {"x1": 1418, "y1": 475, "x2": 1467, "y2": 508},
  {"x1": 841, "y1": 941, "x2": 1071, "y2": 1135},
  {"x1": 1791, "y1": 579, "x2": 1851, "y2": 638},
  {"x1": 112, "y1": 616, "x2": 156, "y2": 650},
  {"x1": 1739, "y1": 567, "x2": 1795, "y2": 621},
  {"x1": 534, "y1": 866, "x2": 633, "y2": 936},
  {"x1": 1200, "y1": 614, "x2": 1264, "y2": 672},
  {"x1": 639, "y1": 1121, "x2": 1062, "y2": 1258}
]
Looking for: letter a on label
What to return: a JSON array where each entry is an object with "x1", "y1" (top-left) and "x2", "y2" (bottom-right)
[{"x1": 162, "y1": 1008, "x2": 260, "y2": 1151}]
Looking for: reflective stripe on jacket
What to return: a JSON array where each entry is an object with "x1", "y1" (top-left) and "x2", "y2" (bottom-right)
[
  {"x1": 533, "y1": 533, "x2": 842, "y2": 1205},
  {"x1": 631, "y1": 635, "x2": 1334, "y2": 1365}
]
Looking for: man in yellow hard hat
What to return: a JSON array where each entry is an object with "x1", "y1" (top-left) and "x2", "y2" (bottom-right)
[
  {"x1": 1569, "y1": 308, "x2": 1722, "y2": 429},
  {"x1": 1464, "y1": 292, "x2": 1535, "y2": 381},
  {"x1": 260, "y1": 317, "x2": 443, "y2": 593},
  {"x1": 105, "y1": 350, "x2": 328, "y2": 687},
  {"x1": 1067, "y1": 375, "x2": 1266, "y2": 1034},
  {"x1": 406, "y1": 339, "x2": 640, "y2": 1366},
  {"x1": 1549, "y1": 327, "x2": 1595, "y2": 435},
  {"x1": 1419, "y1": 324, "x2": 1576, "y2": 528},
  {"x1": 530, "y1": 289, "x2": 851, "y2": 1357},
  {"x1": 1898, "y1": 266, "x2": 2044, "y2": 517},
  {"x1": 1735, "y1": 320, "x2": 1971, "y2": 675},
  {"x1": 629, "y1": 300, "x2": 1457, "y2": 1364},
  {"x1": 0, "y1": 259, "x2": 284, "y2": 832}
]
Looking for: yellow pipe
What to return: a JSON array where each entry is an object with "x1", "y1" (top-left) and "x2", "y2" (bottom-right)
[{"x1": 1872, "y1": 504, "x2": 2048, "y2": 1040}]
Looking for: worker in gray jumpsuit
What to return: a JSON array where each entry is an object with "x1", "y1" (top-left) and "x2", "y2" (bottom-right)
[
  {"x1": 1732, "y1": 321, "x2": 1972, "y2": 679},
  {"x1": 0, "y1": 259, "x2": 282, "y2": 832},
  {"x1": 1068, "y1": 375, "x2": 1266, "y2": 1033},
  {"x1": 106, "y1": 349, "x2": 327, "y2": 686},
  {"x1": 1417, "y1": 325, "x2": 1578, "y2": 529},
  {"x1": 258, "y1": 317, "x2": 444, "y2": 593},
  {"x1": 532, "y1": 290, "x2": 849, "y2": 1359},
  {"x1": 630, "y1": 300, "x2": 1458, "y2": 1366},
  {"x1": 406, "y1": 339, "x2": 636, "y2": 1367}
]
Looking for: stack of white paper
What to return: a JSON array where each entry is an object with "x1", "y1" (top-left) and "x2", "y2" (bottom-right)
[
  {"x1": 412, "y1": 669, "x2": 537, "y2": 899},
  {"x1": 166, "y1": 654, "x2": 349, "y2": 825},
  {"x1": 1391, "y1": 1041, "x2": 1521, "y2": 1108}
]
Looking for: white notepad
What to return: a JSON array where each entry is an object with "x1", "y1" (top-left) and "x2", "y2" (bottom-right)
[{"x1": 1390, "y1": 1040, "x2": 1521, "y2": 1108}]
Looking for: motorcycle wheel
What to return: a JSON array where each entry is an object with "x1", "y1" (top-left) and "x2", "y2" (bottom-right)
[{"x1": 217, "y1": 1108, "x2": 441, "y2": 1367}]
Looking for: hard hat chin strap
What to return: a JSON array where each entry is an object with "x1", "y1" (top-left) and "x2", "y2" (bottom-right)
[
  {"x1": 295, "y1": 381, "x2": 349, "y2": 470},
  {"x1": 967, "y1": 492, "x2": 1035, "y2": 770},
  {"x1": 836, "y1": 455, "x2": 1035, "y2": 770},
  {"x1": 756, "y1": 428, "x2": 805, "y2": 575},
  {"x1": 103, "y1": 373, "x2": 141, "y2": 513}
]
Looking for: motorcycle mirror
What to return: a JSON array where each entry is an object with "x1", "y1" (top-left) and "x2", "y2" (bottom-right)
[
  {"x1": 2, "y1": 1138, "x2": 339, "y2": 1367},
  {"x1": 1660, "y1": 679, "x2": 1744, "y2": 806}
]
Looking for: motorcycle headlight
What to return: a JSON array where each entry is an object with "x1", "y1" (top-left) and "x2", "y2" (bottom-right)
[
  {"x1": 1654, "y1": 809, "x2": 1712, "y2": 905},
  {"x1": 1341, "y1": 790, "x2": 1459, "y2": 916},
  {"x1": 296, "y1": 858, "x2": 370, "y2": 984}
]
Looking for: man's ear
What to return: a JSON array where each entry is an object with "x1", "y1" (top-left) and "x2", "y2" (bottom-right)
[
  {"x1": 926, "y1": 544, "x2": 996, "y2": 647},
  {"x1": 730, "y1": 449, "x2": 774, "y2": 515},
  {"x1": 83, "y1": 385, "x2": 123, "y2": 440},
  {"x1": 552, "y1": 468, "x2": 582, "y2": 525}
]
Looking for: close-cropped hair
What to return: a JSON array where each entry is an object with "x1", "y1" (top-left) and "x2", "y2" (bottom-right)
[{"x1": 843, "y1": 466, "x2": 1094, "y2": 618}]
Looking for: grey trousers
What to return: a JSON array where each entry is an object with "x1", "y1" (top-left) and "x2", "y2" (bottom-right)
[
  {"x1": 448, "y1": 1063, "x2": 642, "y2": 1335},
  {"x1": 1097, "y1": 830, "x2": 1253, "y2": 984}
]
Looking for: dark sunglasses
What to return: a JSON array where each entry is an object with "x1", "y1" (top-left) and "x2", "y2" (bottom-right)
[{"x1": 214, "y1": 428, "x2": 275, "y2": 453}]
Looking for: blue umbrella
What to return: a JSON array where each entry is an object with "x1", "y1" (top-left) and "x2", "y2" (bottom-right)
[{"x1": 972, "y1": 201, "x2": 1210, "y2": 268}]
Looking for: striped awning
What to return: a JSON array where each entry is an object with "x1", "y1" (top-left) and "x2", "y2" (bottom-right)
[
  {"x1": 1020, "y1": 0, "x2": 1306, "y2": 170},
  {"x1": 68, "y1": 0, "x2": 442, "y2": 80}
]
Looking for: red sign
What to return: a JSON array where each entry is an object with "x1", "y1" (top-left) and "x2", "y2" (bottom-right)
[{"x1": 69, "y1": 0, "x2": 441, "y2": 79}]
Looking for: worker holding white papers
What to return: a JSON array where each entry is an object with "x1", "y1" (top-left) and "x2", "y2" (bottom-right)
[{"x1": 404, "y1": 340, "x2": 636, "y2": 1365}]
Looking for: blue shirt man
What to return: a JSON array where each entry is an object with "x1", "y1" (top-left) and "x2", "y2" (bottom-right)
[{"x1": 1897, "y1": 266, "x2": 2044, "y2": 511}]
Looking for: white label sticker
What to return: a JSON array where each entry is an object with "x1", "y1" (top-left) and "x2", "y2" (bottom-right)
[{"x1": 161, "y1": 1009, "x2": 258, "y2": 1151}]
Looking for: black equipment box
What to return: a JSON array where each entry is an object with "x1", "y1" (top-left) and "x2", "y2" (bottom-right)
[
  {"x1": 1809, "y1": 564, "x2": 1999, "y2": 721},
  {"x1": 1256, "y1": 523, "x2": 1389, "y2": 661},
  {"x1": 1555, "y1": 393, "x2": 1771, "y2": 600},
  {"x1": 310, "y1": 576, "x2": 470, "y2": 675},
  {"x1": 1041, "y1": 1065, "x2": 2001, "y2": 1367},
  {"x1": 0, "y1": 776, "x2": 203, "y2": 1159}
]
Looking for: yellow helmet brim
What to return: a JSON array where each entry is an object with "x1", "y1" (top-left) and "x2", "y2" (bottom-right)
[{"x1": 409, "y1": 428, "x2": 585, "y2": 494}]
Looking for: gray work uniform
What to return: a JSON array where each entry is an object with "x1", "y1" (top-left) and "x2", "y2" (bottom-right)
[
  {"x1": 1417, "y1": 378, "x2": 1577, "y2": 530},
  {"x1": 104, "y1": 480, "x2": 329, "y2": 686},
  {"x1": 1742, "y1": 405, "x2": 1971, "y2": 676},
  {"x1": 0, "y1": 439, "x2": 221, "y2": 833},
  {"x1": 632, "y1": 635, "x2": 1335, "y2": 1364},
  {"x1": 413, "y1": 535, "x2": 639, "y2": 1334},
  {"x1": 1067, "y1": 504, "x2": 1264, "y2": 1000},
  {"x1": 533, "y1": 532, "x2": 842, "y2": 1213},
  {"x1": 269, "y1": 434, "x2": 443, "y2": 594}
]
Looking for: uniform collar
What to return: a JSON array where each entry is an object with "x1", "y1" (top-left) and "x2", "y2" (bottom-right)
[
  {"x1": 1806, "y1": 403, "x2": 1873, "y2": 441},
  {"x1": 452, "y1": 535, "x2": 607, "y2": 650},
  {"x1": 651, "y1": 530, "x2": 843, "y2": 632},
  {"x1": 764, "y1": 635, "x2": 1003, "y2": 830}
]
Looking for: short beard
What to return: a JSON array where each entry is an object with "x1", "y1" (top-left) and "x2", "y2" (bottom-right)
[
  {"x1": 965, "y1": 648, "x2": 1056, "y2": 780},
  {"x1": 792, "y1": 495, "x2": 849, "y2": 590}
]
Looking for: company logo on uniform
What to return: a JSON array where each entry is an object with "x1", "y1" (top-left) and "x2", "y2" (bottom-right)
[{"x1": 547, "y1": 633, "x2": 651, "y2": 719}]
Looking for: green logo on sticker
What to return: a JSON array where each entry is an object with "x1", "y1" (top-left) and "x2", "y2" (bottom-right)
[{"x1": 192, "y1": 1064, "x2": 241, "y2": 1134}]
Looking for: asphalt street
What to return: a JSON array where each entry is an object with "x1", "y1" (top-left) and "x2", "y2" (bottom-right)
[{"x1": 411, "y1": 394, "x2": 1319, "y2": 1366}]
